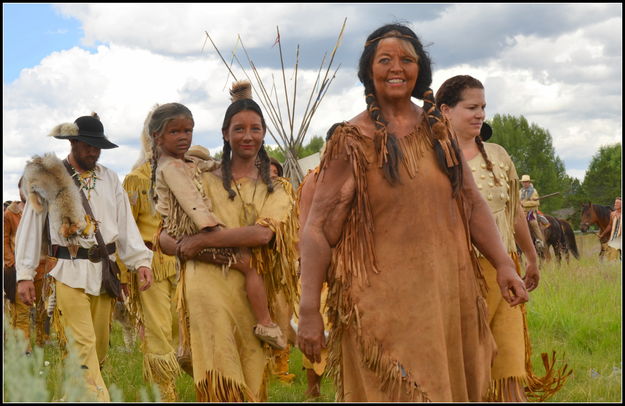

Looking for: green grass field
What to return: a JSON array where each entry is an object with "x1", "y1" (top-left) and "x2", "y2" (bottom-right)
[{"x1": 3, "y1": 233, "x2": 621, "y2": 402}]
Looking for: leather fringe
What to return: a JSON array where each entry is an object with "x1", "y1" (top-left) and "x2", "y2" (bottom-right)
[
  {"x1": 321, "y1": 125, "x2": 432, "y2": 401},
  {"x1": 123, "y1": 171, "x2": 156, "y2": 220},
  {"x1": 455, "y1": 195, "x2": 490, "y2": 339},
  {"x1": 52, "y1": 304, "x2": 67, "y2": 355},
  {"x1": 521, "y1": 302, "x2": 572, "y2": 401},
  {"x1": 486, "y1": 375, "x2": 528, "y2": 402},
  {"x1": 396, "y1": 125, "x2": 432, "y2": 178},
  {"x1": 175, "y1": 262, "x2": 192, "y2": 367},
  {"x1": 195, "y1": 369, "x2": 257, "y2": 402},
  {"x1": 319, "y1": 124, "x2": 378, "y2": 288},
  {"x1": 143, "y1": 351, "x2": 182, "y2": 384},
  {"x1": 250, "y1": 177, "x2": 300, "y2": 318}
]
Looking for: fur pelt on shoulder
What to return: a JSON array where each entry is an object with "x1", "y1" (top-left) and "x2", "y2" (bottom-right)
[{"x1": 21, "y1": 153, "x2": 89, "y2": 238}]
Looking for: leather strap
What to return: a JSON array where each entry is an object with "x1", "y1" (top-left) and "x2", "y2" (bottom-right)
[{"x1": 62, "y1": 159, "x2": 113, "y2": 261}]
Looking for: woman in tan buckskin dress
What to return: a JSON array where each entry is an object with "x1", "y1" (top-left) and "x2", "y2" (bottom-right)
[
  {"x1": 158, "y1": 82, "x2": 299, "y2": 402},
  {"x1": 297, "y1": 23, "x2": 528, "y2": 402},
  {"x1": 437, "y1": 74, "x2": 571, "y2": 402}
]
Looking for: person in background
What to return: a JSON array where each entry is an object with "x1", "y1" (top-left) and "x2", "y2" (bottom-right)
[
  {"x1": 437, "y1": 74, "x2": 571, "y2": 401},
  {"x1": 16, "y1": 113, "x2": 154, "y2": 401},
  {"x1": 600, "y1": 196, "x2": 622, "y2": 260},
  {"x1": 519, "y1": 174, "x2": 546, "y2": 251},
  {"x1": 4, "y1": 177, "x2": 50, "y2": 352},
  {"x1": 116, "y1": 104, "x2": 181, "y2": 401}
]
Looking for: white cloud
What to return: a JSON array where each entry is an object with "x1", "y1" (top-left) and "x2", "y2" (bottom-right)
[
  {"x1": 3, "y1": 3, "x2": 622, "y2": 201},
  {"x1": 55, "y1": 3, "x2": 357, "y2": 54}
]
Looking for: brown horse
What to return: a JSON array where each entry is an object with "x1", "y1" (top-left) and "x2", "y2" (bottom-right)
[
  {"x1": 535, "y1": 215, "x2": 579, "y2": 264},
  {"x1": 580, "y1": 202, "x2": 613, "y2": 259}
]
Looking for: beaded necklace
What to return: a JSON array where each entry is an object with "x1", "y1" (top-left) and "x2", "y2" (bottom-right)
[{"x1": 70, "y1": 167, "x2": 100, "y2": 200}]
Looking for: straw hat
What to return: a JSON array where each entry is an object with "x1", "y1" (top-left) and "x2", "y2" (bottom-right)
[{"x1": 521, "y1": 174, "x2": 532, "y2": 182}]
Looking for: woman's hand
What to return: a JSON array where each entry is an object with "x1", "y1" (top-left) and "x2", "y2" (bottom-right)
[
  {"x1": 229, "y1": 248, "x2": 251, "y2": 271},
  {"x1": 136, "y1": 266, "x2": 153, "y2": 291},
  {"x1": 522, "y1": 259, "x2": 540, "y2": 292},
  {"x1": 496, "y1": 263, "x2": 529, "y2": 306},
  {"x1": 176, "y1": 234, "x2": 205, "y2": 261},
  {"x1": 297, "y1": 307, "x2": 326, "y2": 364}
]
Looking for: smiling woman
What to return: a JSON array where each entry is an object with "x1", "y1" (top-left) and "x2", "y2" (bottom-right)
[{"x1": 297, "y1": 23, "x2": 529, "y2": 402}]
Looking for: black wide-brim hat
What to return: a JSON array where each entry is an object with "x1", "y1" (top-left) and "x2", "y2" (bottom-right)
[
  {"x1": 48, "y1": 115, "x2": 118, "y2": 149},
  {"x1": 480, "y1": 122, "x2": 492, "y2": 142}
]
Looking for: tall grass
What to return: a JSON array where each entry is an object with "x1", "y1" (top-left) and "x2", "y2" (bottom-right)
[
  {"x1": 524, "y1": 233, "x2": 622, "y2": 402},
  {"x1": 3, "y1": 233, "x2": 620, "y2": 402}
]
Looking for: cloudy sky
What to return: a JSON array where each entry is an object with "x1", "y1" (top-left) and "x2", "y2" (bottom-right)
[{"x1": 3, "y1": 3, "x2": 622, "y2": 200}]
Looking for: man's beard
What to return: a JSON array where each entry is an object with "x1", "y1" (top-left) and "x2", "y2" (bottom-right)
[{"x1": 75, "y1": 155, "x2": 99, "y2": 171}]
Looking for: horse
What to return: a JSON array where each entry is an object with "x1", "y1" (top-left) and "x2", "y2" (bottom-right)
[
  {"x1": 532, "y1": 215, "x2": 579, "y2": 264},
  {"x1": 525, "y1": 212, "x2": 549, "y2": 260},
  {"x1": 580, "y1": 202, "x2": 613, "y2": 259},
  {"x1": 556, "y1": 217, "x2": 580, "y2": 263}
]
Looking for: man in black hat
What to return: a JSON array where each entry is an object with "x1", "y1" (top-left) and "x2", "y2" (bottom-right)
[{"x1": 16, "y1": 113, "x2": 154, "y2": 401}]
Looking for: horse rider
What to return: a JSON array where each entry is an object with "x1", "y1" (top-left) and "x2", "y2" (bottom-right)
[{"x1": 519, "y1": 174, "x2": 547, "y2": 250}]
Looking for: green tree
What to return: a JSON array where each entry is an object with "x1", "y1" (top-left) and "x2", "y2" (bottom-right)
[
  {"x1": 264, "y1": 135, "x2": 325, "y2": 164},
  {"x1": 582, "y1": 143, "x2": 622, "y2": 206},
  {"x1": 489, "y1": 114, "x2": 572, "y2": 214}
]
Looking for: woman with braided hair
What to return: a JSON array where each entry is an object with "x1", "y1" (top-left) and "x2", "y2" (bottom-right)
[
  {"x1": 436, "y1": 74, "x2": 571, "y2": 402},
  {"x1": 297, "y1": 23, "x2": 528, "y2": 402},
  {"x1": 150, "y1": 101, "x2": 286, "y2": 353},
  {"x1": 158, "y1": 81, "x2": 299, "y2": 401}
]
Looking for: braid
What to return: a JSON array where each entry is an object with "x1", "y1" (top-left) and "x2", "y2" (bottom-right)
[
  {"x1": 257, "y1": 143, "x2": 274, "y2": 194},
  {"x1": 149, "y1": 135, "x2": 160, "y2": 205},
  {"x1": 422, "y1": 88, "x2": 463, "y2": 197},
  {"x1": 221, "y1": 141, "x2": 237, "y2": 200},
  {"x1": 365, "y1": 89, "x2": 402, "y2": 184},
  {"x1": 475, "y1": 136, "x2": 500, "y2": 185}
]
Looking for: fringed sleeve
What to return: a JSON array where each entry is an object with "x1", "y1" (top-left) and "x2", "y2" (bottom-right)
[
  {"x1": 250, "y1": 177, "x2": 300, "y2": 319},
  {"x1": 158, "y1": 158, "x2": 224, "y2": 239},
  {"x1": 316, "y1": 124, "x2": 389, "y2": 399},
  {"x1": 318, "y1": 123, "x2": 378, "y2": 288}
]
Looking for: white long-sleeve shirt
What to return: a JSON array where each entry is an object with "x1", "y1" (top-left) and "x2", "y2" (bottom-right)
[{"x1": 15, "y1": 162, "x2": 153, "y2": 296}]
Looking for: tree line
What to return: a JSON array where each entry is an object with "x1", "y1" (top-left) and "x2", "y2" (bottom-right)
[{"x1": 490, "y1": 114, "x2": 620, "y2": 228}]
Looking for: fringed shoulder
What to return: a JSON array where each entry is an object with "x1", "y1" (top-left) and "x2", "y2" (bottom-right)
[
  {"x1": 318, "y1": 122, "x2": 378, "y2": 283},
  {"x1": 318, "y1": 122, "x2": 371, "y2": 181},
  {"x1": 123, "y1": 161, "x2": 154, "y2": 220}
]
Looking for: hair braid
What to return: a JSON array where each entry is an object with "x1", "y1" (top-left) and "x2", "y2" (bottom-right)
[
  {"x1": 221, "y1": 141, "x2": 237, "y2": 200},
  {"x1": 364, "y1": 89, "x2": 402, "y2": 184},
  {"x1": 257, "y1": 143, "x2": 274, "y2": 193},
  {"x1": 149, "y1": 134, "x2": 160, "y2": 205},
  {"x1": 422, "y1": 88, "x2": 463, "y2": 196},
  {"x1": 475, "y1": 136, "x2": 500, "y2": 185}
]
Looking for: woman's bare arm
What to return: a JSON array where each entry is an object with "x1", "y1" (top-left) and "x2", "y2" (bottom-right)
[
  {"x1": 298, "y1": 149, "x2": 355, "y2": 363},
  {"x1": 513, "y1": 203, "x2": 540, "y2": 291},
  {"x1": 460, "y1": 154, "x2": 528, "y2": 306},
  {"x1": 174, "y1": 225, "x2": 273, "y2": 261}
]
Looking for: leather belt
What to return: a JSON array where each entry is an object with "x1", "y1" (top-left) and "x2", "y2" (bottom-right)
[{"x1": 51, "y1": 243, "x2": 116, "y2": 263}]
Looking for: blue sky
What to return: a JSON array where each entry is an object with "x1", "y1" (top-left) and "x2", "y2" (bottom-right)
[
  {"x1": 3, "y1": 3, "x2": 622, "y2": 201},
  {"x1": 3, "y1": 4, "x2": 85, "y2": 83}
]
